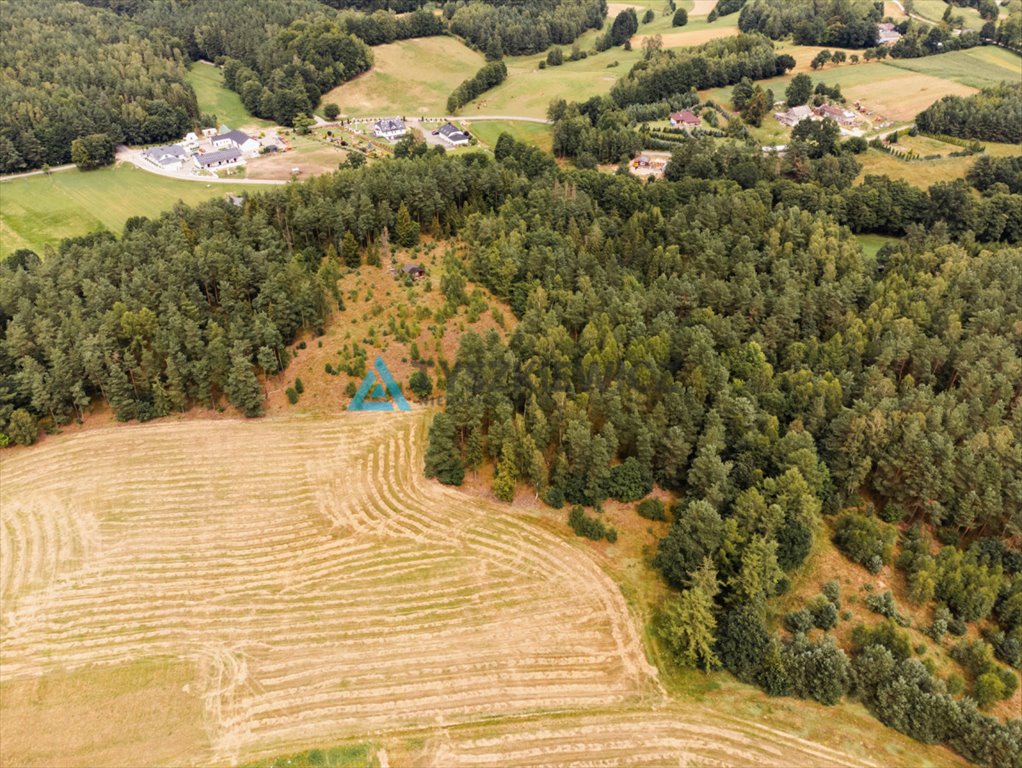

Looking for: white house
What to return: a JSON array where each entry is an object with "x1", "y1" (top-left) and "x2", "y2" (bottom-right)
[
  {"x1": 212, "y1": 129, "x2": 260, "y2": 155},
  {"x1": 437, "y1": 122, "x2": 470, "y2": 146},
  {"x1": 184, "y1": 131, "x2": 199, "y2": 143},
  {"x1": 373, "y1": 118, "x2": 406, "y2": 141},
  {"x1": 195, "y1": 147, "x2": 243, "y2": 169},
  {"x1": 202, "y1": 127, "x2": 218, "y2": 138},
  {"x1": 141, "y1": 144, "x2": 187, "y2": 170},
  {"x1": 878, "y1": 22, "x2": 902, "y2": 45},
  {"x1": 775, "y1": 104, "x2": 815, "y2": 127}
]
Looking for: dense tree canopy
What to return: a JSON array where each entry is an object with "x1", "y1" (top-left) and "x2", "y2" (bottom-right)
[
  {"x1": 0, "y1": 0, "x2": 197, "y2": 172},
  {"x1": 916, "y1": 83, "x2": 1022, "y2": 144}
]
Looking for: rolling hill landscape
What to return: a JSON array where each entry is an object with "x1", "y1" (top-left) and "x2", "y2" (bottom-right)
[{"x1": 1, "y1": 0, "x2": 1020, "y2": 766}]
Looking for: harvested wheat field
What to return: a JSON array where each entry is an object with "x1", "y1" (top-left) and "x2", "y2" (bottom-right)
[{"x1": 1, "y1": 413, "x2": 953, "y2": 767}]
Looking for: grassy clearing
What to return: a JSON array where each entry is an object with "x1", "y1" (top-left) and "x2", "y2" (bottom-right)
[
  {"x1": 324, "y1": 37, "x2": 484, "y2": 117},
  {"x1": 912, "y1": 0, "x2": 989, "y2": 30},
  {"x1": 856, "y1": 141, "x2": 1021, "y2": 187},
  {"x1": 856, "y1": 233, "x2": 898, "y2": 258},
  {"x1": 0, "y1": 164, "x2": 251, "y2": 257},
  {"x1": 884, "y1": 46, "x2": 1022, "y2": 90},
  {"x1": 246, "y1": 133, "x2": 347, "y2": 180},
  {"x1": 186, "y1": 61, "x2": 271, "y2": 131},
  {"x1": 467, "y1": 120, "x2": 554, "y2": 152}
]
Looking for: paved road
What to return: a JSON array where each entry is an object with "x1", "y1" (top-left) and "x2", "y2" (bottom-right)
[
  {"x1": 0, "y1": 164, "x2": 76, "y2": 182},
  {"x1": 117, "y1": 147, "x2": 289, "y2": 185}
]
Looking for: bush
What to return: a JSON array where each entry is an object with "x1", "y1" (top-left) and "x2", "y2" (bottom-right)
[
  {"x1": 832, "y1": 511, "x2": 896, "y2": 572},
  {"x1": 409, "y1": 370, "x2": 433, "y2": 399},
  {"x1": 672, "y1": 8, "x2": 688, "y2": 26},
  {"x1": 323, "y1": 103, "x2": 340, "y2": 120},
  {"x1": 294, "y1": 377, "x2": 304, "y2": 394},
  {"x1": 286, "y1": 387, "x2": 298, "y2": 404},
  {"x1": 878, "y1": 502, "x2": 908, "y2": 523},
  {"x1": 637, "y1": 498, "x2": 667, "y2": 521},
  {"x1": 809, "y1": 596, "x2": 839, "y2": 630},
  {"x1": 822, "y1": 579, "x2": 841, "y2": 607},
  {"x1": 784, "y1": 608, "x2": 814, "y2": 634},
  {"x1": 606, "y1": 457, "x2": 652, "y2": 502},
  {"x1": 866, "y1": 591, "x2": 909, "y2": 625},
  {"x1": 568, "y1": 505, "x2": 615, "y2": 542},
  {"x1": 7, "y1": 408, "x2": 38, "y2": 445},
  {"x1": 782, "y1": 634, "x2": 850, "y2": 705}
]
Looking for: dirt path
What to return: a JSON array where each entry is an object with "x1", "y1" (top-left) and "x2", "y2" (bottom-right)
[{"x1": 0, "y1": 164, "x2": 76, "y2": 183}]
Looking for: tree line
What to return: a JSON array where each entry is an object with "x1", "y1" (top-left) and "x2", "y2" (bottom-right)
[
  {"x1": 445, "y1": 0, "x2": 607, "y2": 58},
  {"x1": 916, "y1": 83, "x2": 1022, "y2": 145},
  {"x1": 447, "y1": 61, "x2": 508, "y2": 113}
]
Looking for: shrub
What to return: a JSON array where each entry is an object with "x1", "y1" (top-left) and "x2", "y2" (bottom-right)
[
  {"x1": 409, "y1": 370, "x2": 433, "y2": 399},
  {"x1": 323, "y1": 103, "x2": 340, "y2": 120},
  {"x1": 637, "y1": 498, "x2": 666, "y2": 521},
  {"x1": 568, "y1": 505, "x2": 615, "y2": 542},
  {"x1": 672, "y1": 8, "x2": 688, "y2": 26},
  {"x1": 606, "y1": 457, "x2": 652, "y2": 502},
  {"x1": 822, "y1": 579, "x2": 841, "y2": 607},
  {"x1": 866, "y1": 591, "x2": 909, "y2": 626},
  {"x1": 294, "y1": 377, "x2": 304, "y2": 394},
  {"x1": 782, "y1": 634, "x2": 850, "y2": 705},
  {"x1": 832, "y1": 511, "x2": 896, "y2": 572},
  {"x1": 7, "y1": 409, "x2": 38, "y2": 445},
  {"x1": 784, "y1": 608, "x2": 814, "y2": 634},
  {"x1": 809, "y1": 596, "x2": 839, "y2": 630},
  {"x1": 286, "y1": 387, "x2": 298, "y2": 404},
  {"x1": 878, "y1": 502, "x2": 908, "y2": 523}
]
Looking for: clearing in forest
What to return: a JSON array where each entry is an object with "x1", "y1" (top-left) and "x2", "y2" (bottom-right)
[{"x1": 323, "y1": 37, "x2": 484, "y2": 117}]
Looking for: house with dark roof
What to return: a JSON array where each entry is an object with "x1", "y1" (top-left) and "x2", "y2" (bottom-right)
[
  {"x1": 669, "y1": 110, "x2": 701, "y2": 129},
  {"x1": 437, "y1": 122, "x2": 470, "y2": 146},
  {"x1": 195, "y1": 147, "x2": 243, "y2": 169},
  {"x1": 373, "y1": 118, "x2": 407, "y2": 141},
  {"x1": 212, "y1": 129, "x2": 260, "y2": 154},
  {"x1": 401, "y1": 264, "x2": 426, "y2": 280},
  {"x1": 141, "y1": 145, "x2": 187, "y2": 170}
]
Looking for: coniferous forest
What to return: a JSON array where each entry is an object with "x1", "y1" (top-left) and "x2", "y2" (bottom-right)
[{"x1": 2, "y1": 1, "x2": 1021, "y2": 764}]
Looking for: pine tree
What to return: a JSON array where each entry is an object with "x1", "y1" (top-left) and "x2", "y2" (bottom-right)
[
  {"x1": 395, "y1": 202, "x2": 419, "y2": 248},
  {"x1": 425, "y1": 412, "x2": 465, "y2": 485},
  {"x1": 660, "y1": 558, "x2": 720, "y2": 670},
  {"x1": 225, "y1": 347, "x2": 263, "y2": 417},
  {"x1": 341, "y1": 230, "x2": 360, "y2": 268}
]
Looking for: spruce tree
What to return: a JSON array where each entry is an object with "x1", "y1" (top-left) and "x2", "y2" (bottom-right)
[{"x1": 424, "y1": 412, "x2": 465, "y2": 485}]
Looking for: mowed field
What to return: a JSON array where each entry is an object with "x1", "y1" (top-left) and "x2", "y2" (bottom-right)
[
  {"x1": 0, "y1": 412, "x2": 958, "y2": 768},
  {"x1": 186, "y1": 61, "x2": 272, "y2": 132},
  {"x1": 0, "y1": 165, "x2": 251, "y2": 257},
  {"x1": 324, "y1": 37, "x2": 484, "y2": 117}
]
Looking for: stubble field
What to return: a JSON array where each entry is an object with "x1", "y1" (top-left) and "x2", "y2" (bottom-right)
[{"x1": 0, "y1": 412, "x2": 932, "y2": 768}]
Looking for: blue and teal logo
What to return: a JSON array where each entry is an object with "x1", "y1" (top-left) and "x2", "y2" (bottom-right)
[{"x1": 347, "y1": 356, "x2": 411, "y2": 412}]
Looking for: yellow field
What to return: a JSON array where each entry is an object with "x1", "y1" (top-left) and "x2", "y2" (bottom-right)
[{"x1": 0, "y1": 411, "x2": 966, "y2": 767}]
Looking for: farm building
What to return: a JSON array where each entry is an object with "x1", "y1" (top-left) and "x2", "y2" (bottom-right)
[
  {"x1": 374, "y1": 118, "x2": 407, "y2": 141},
  {"x1": 399, "y1": 264, "x2": 426, "y2": 280},
  {"x1": 212, "y1": 129, "x2": 260, "y2": 155},
  {"x1": 878, "y1": 22, "x2": 902, "y2": 45},
  {"x1": 195, "y1": 147, "x2": 243, "y2": 169},
  {"x1": 141, "y1": 145, "x2": 187, "y2": 170},
  {"x1": 775, "y1": 105, "x2": 815, "y2": 127},
  {"x1": 669, "y1": 110, "x2": 701, "y2": 129},
  {"x1": 438, "y1": 122, "x2": 470, "y2": 146},
  {"x1": 815, "y1": 103, "x2": 858, "y2": 126}
]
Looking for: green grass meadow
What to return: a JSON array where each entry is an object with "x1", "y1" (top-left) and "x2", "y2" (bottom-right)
[
  {"x1": 1, "y1": 165, "x2": 251, "y2": 257},
  {"x1": 883, "y1": 46, "x2": 1022, "y2": 90},
  {"x1": 186, "y1": 61, "x2": 271, "y2": 131}
]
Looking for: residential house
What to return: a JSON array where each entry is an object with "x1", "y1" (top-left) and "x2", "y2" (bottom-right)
[
  {"x1": 141, "y1": 144, "x2": 187, "y2": 170},
  {"x1": 195, "y1": 147, "x2": 243, "y2": 169},
  {"x1": 669, "y1": 110, "x2": 701, "y2": 129},
  {"x1": 201, "y1": 127, "x2": 218, "y2": 138},
  {"x1": 775, "y1": 104, "x2": 815, "y2": 127},
  {"x1": 437, "y1": 122, "x2": 470, "y2": 146},
  {"x1": 373, "y1": 118, "x2": 407, "y2": 141},
  {"x1": 878, "y1": 22, "x2": 902, "y2": 45},
  {"x1": 815, "y1": 103, "x2": 858, "y2": 127},
  {"x1": 401, "y1": 264, "x2": 426, "y2": 280},
  {"x1": 212, "y1": 129, "x2": 260, "y2": 155}
]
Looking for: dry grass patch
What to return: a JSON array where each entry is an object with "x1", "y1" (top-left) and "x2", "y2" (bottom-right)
[
  {"x1": 632, "y1": 23, "x2": 740, "y2": 49},
  {"x1": 843, "y1": 73, "x2": 976, "y2": 122}
]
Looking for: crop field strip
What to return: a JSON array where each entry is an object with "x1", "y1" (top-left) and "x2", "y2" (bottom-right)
[{"x1": 0, "y1": 414, "x2": 655, "y2": 764}]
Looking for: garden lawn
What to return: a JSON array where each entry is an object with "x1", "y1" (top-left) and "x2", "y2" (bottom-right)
[{"x1": 0, "y1": 164, "x2": 251, "y2": 257}]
